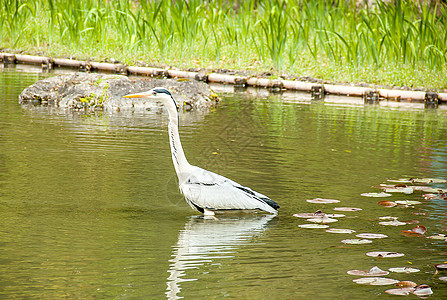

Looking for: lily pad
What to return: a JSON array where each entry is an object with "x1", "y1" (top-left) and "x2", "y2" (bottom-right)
[
  {"x1": 387, "y1": 178, "x2": 414, "y2": 184},
  {"x1": 333, "y1": 207, "x2": 362, "y2": 212},
  {"x1": 347, "y1": 266, "x2": 389, "y2": 276},
  {"x1": 342, "y1": 239, "x2": 372, "y2": 245},
  {"x1": 427, "y1": 234, "x2": 447, "y2": 240},
  {"x1": 366, "y1": 251, "x2": 405, "y2": 258},
  {"x1": 379, "y1": 220, "x2": 407, "y2": 226},
  {"x1": 385, "y1": 287, "x2": 414, "y2": 296},
  {"x1": 412, "y1": 284, "x2": 433, "y2": 296},
  {"x1": 415, "y1": 186, "x2": 438, "y2": 193},
  {"x1": 435, "y1": 264, "x2": 447, "y2": 271},
  {"x1": 413, "y1": 178, "x2": 446, "y2": 184},
  {"x1": 377, "y1": 200, "x2": 397, "y2": 207},
  {"x1": 298, "y1": 224, "x2": 329, "y2": 229},
  {"x1": 326, "y1": 228, "x2": 356, "y2": 234},
  {"x1": 353, "y1": 277, "x2": 399, "y2": 285},
  {"x1": 395, "y1": 281, "x2": 418, "y2": 288},
  {"x1": 356, "y1": 233, "x2": 388, "y2": 239},
  {"x1": 388, "y1": 267, "x2": 420, "y2": 273},
  {"x1": 424, "y1": 192, "x2": 447, "y2": 200},
  {"x1": 401, "y1": 225, "x2": 426, "y2": 236},
  {"x1": 395, "y1": 200, "x2": 422, "y2": 205},
  {"x1": 379, "y1": 216, "x2": 398, "y2": 220},
  {"x1": 293, "y1": 213, "x2": 321, "y2": 218},
  {"x1": 306, "y1": 198, "x2": 340, "y2": 204},
  {"x1": 306, "y1": 217, "x2": 338, "y2": 224},
  {"x1": 361, "y1": 192, "x2": 392, "y2": 197},
  {"x1": 384, "y1": 187, "x2": 414, "y2": 194},
  {"x1": 439, "y1": 276, "x2": 447, "y2": 281}
]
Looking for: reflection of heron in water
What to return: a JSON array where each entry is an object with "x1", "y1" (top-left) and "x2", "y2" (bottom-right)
[
  {"x1": 165, "y1": 214, "x2": 276, "y2": 299},
  {"x1": 124, "y1": 88, "x2": 279, "y2": 216}
]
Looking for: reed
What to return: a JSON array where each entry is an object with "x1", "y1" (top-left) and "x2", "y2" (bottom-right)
[{"x1": 1, "y1": 0, "x2": 446, "y2": 89}]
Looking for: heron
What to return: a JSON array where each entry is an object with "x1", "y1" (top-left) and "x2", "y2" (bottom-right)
[{"x1": 124, "y1": 87, "x2": 279, "y2": 216}]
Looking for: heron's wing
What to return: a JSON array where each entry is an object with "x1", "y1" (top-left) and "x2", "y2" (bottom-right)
[{"x1": 180, "y1": 168, "x2": 278, "y2": 213}]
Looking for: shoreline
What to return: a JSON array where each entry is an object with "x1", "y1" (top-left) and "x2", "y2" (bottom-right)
[{"x1": 1, "y1": 52, "x2": 445, "y2": 107}]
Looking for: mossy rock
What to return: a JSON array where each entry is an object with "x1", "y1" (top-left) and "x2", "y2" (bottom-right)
[{"x1": 19, "y1": 73, "x2": 219, "y2": 111}]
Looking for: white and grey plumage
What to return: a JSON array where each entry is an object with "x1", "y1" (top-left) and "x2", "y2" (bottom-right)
[{"x1": 124, "y1": 87, "x2": 279, "y2": 216}]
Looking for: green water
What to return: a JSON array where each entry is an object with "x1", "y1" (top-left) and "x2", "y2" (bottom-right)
[{"x1": 1, "y1": 66, "x2": 447, "y2": 299}]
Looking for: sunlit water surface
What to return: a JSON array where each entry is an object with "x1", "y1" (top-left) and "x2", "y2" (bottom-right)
[{"x1": 1, "y1": 66, "x2": 447, "y2": 299}]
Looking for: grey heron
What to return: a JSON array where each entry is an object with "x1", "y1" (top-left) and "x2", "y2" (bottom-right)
[{"x1": 124, "y1": 87, "x2": 279, "y2": 216}]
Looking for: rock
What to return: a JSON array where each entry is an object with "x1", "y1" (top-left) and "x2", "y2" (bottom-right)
[{"x1": 18, "y1": 73, "x2": 219, "y2": 111}]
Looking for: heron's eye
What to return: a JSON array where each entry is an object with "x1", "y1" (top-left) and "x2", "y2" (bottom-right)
[{"x1": 152, "y1": 91, "x2": 157, "y2": 96}]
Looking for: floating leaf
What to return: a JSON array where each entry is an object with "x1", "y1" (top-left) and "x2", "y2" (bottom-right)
[
  {"x1": 424, "y1": 192, "x2": 447, "y2": 200},
  {"x1": 395, "y1": 281, "x2": 418, "y2": 288},
  {"x1": 395, "y1": 200, "x2": 422, "y2": 205},
  {"x1": 379, "y1": 216, "x2": 398, "y2": 220},
  {"x1": 342, "y1": 239, "x2": 372, "y2": 244},
  {"x1": 347, "y1": 266, "x2": 389, "y2": 276},
  {"x1": 377, "y1": 200, "x2": 397, "y2": 207},
  {"x1": 389, "y1": 267, "x2": 420, "y2": 273},
  {"x1": 326, "y1": 228, "x2": 356, "y2": 234},
  {"x1": 403, "y1": 220, "x2": 420, "y2": 225},
  {"x1": 327, "y1": 213, "x2": 345, "y2": 218},
  {"x1": 306, "y1": 216, "x2": 338, "y2": 224},
  {"x1": 306, "y1": 198, "x2": 340, "y2": 204},
  {"x1": 379, "y1": 220, "x2": 407, "y2": 226},
  {"x1": 413, "y1": 178, "x2": 446, "y2": 184},
  {"x1": 401, "y1": 225, "x2": 426, "y2": 236},
  {"x1": 333, "y1": 207, "x2": 362, "y2": 212},
  {"x1": 356, "y1": 233, "x2": 388, "y2": 239},
  {"x1": 366, "y1": 251, "x2": 405, "y2": 258},
  {"x1": 384, "y1": 187, "x2": 414, "y2": 194},
  {"x1": 439, "y1": 276, "x2": 447, "y2": 281},
  {"x1": 415, "y1": 186, "x2": 438, "y2": 192},
  {"x1": 435, "y1": 264, "x2": 447, "y2": 271},
  {"x1": 361, "y1": 192, "x2": 392, "y2": 197},
  {"x1": 427, "y1": 234, "x2": 447, "y2": 240},
  {"x1": 353, "y1": 277, "x2": 399, "y2": 285},
  {"x1": 293, "y1": 213, "x2": 321, "y2": 218},
  {"x1": 412, "y1": 284, "x2": 433, "y2": 296},
  {"x1": 385, "y1": 288, "x2": 414, "y2": 296},
  {"x1": 387, "y1": 178, "x2": 414, "y2": 184},
  {"x1": 298, "y1": 224, "x2": 329, "y2": 229}
]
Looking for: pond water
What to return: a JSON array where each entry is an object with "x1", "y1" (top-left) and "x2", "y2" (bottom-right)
[{"x1": 1, "y1": 66, "x2": 447, "y2": 298}]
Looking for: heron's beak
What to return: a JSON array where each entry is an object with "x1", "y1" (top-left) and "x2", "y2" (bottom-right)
[{"x1": 123, "y1": 92, "x2": 149, "y2": 98}]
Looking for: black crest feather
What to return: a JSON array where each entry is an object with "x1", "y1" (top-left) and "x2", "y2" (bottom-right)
[{"x1": 153, "y1": 88, "x2": 172, "y2": 96}]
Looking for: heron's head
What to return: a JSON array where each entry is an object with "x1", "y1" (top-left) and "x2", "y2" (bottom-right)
[{"x1": 123, "y1": 87, "x2": 178, "y2": 110}]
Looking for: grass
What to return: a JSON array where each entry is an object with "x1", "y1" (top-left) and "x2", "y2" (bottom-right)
[{"x1": 1, "y1": 0, "x2": 446, "y2": 90}]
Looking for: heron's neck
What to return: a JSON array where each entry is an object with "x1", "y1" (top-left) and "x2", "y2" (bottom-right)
[{"x1": 167, "y1": 112, "x2": 191, "y2": 183}]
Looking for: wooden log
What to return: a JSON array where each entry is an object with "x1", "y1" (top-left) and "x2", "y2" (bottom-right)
[
  {"x1": 52, "y1": 58, "x2": 83, "y2": 68},
  {"x1": 324, "y1": 84, "x2": 367, "y2": 97},
  {"x1": 378, "y1": 89, "x2": 426, "y2": 101},
  {"x1": 90, "y1": 61, "x2": 117, "y2": 72},
  {"x1": 15, "y1": 54, "x2": 44, "y2": 65},
  {"x1": 167, "y1": 69, "x2": 197, "y2": 80},
  {"x1": 256, "y1": 78, "x2": 270, "y2": 87},
  {"x1": 282, "y1": 80, "x2": 317, "y2": 92},
  {"x1": 246, "y1": 77, "x2": 258, "y2": 86},
  {"x1": 127, "y1": 66, "x2": 167, "y2": 77},
  {"x1": 207, "y1": 73, "x2": 235, "y2": 84},
  {"x1": 438, "y1": 93, "x2": 447, "y2": 102}
]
